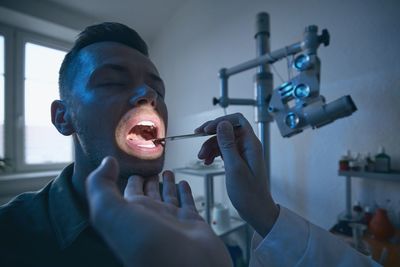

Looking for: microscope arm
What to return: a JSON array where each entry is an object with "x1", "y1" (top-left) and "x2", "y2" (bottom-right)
[
  {"x1": 219, "y1": 26, "x2": 329, "y2": 78},
  {"x1": 215, "y1": 26, "x2": 330, "y2": 109},
  {"x1": 215, "y1": 41, "x2": 303, "y2": 108},
  {"x1": 221, "y1": 42, "x2": 303, "y2": 78}
]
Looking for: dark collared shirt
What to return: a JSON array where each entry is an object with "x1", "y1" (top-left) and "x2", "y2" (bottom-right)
[{"x1": 0, "y1": 164, "x2": 122, "y2": 267}]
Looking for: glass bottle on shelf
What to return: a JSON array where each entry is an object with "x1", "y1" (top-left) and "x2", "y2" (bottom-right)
[
  {"x1": 364, "y1": 153, "x2": 375, "y2": 172},
  {"x1": 354, "y1": 153, "x2": 364, "y2": 171},
  {"x1": 374, "y1": 146, "x2": 391, "y2": 173},
  {"x1": 352, "y1": 201, "x2": 364, "y2": 221},
  {"x1": 339, "y1": 150, "x2": 352, "y2": 171}
]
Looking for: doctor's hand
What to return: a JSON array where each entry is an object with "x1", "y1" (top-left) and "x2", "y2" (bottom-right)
[
  {"x1": 196, "y1": 113, "x2": 279, "y2": 238},
  {"x1": 86, "y1": 156, "x2": 232, "y2": 267}
]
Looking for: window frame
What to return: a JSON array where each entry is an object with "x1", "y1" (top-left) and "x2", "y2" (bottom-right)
[
  {"x1": 0, "y1": 23, "x2": 74, "y2": 174},
  {"x1": 0, "y1": 24, "x2": 14, "y2": 174}
]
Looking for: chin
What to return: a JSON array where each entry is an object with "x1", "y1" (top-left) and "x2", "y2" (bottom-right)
[{"x1": 118, "y1": 154, "x2": 165, "y2": 179}]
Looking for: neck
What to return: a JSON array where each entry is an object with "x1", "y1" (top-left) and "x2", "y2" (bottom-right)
[
  {"x1": 71, "y1": 147, "x2": 127, "y2": 208},
  {"x1": 71, "y1": 155, "x2": 94, "y2": 205}
]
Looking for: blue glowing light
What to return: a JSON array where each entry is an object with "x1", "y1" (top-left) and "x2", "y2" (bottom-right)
[
  {"x1": 294, "y1": 84, "x2": 310, "y2": 99},
  {"x1": 279, "y1": 82, "x2": 294, "y2": 98},
  {"x1": 294, "y1": 54, "x2": 310, "y2": 70},
  {"x1": 285, "y1": 112, "x2": 300, "y2": 129}
]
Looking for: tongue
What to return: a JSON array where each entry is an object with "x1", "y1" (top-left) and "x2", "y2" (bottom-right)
[
  {"x1": 129, "y1": 125, "x2": 156, "y2": 141},
  {"x1": 125, "y1": 124, "x2": 160, "y2": 150},
  {"x1": 140, "y1": 128, "x2": 155, "y2": 140}
]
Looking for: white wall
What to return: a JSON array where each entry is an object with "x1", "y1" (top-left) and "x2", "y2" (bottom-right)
[{"x1": 150, "y1": 0, "x2": 400, "y2": 229}]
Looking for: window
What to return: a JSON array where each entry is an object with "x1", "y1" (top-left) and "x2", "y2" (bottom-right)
[
  {"x1": 0, "y1": 24, "x2": 73, "y2": 173},
  {"x1": 0, "y1": 35, "x2": 4, "y2": 159},
  {"x1": 24, "y1": 43, "x2": 72, "y2": 164}
]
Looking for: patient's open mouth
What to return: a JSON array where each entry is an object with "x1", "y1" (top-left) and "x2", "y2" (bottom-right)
[
  {"x1": 115, "y1": 107, "x2": 165, "y2": 160},
  {"x1": 127, "y1": 121, "x2": 158, "y2": 148}
]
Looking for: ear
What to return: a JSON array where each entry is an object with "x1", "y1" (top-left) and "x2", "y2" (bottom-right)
[{"x1": 51, "y1": 100, "x2": 75, "y2": 136}]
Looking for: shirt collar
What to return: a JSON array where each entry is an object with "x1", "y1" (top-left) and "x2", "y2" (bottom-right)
[{"x1": 49, "y1": 163, "x2": 90, "y2": 249}]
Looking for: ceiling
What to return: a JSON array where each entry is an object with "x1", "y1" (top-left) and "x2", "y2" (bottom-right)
[
  {"x1": 5, "y1": 0, "x2": 188, "y2": 44},
  {"x1": 45, "y1": 0, "x2": 188, "y2": 42}
]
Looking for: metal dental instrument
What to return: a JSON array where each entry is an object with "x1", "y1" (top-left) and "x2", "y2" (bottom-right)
[
  {"x1": 152, "y1": 132, "x2": 211, "y2": 145},
  {"x1": 152, "y1": 123, "x2": 241, "y2": 146}
]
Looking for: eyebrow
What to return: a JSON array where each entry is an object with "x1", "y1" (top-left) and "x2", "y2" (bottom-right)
[
  {"x1": 91, "y1": 63, "x2": 165, "y2": 84},
  {"x1": 148, "y1": 72, "x2": 165, "y2": 85},
  {"x1": 93, "y1": 63, "x2": 130, "y2": 74}
]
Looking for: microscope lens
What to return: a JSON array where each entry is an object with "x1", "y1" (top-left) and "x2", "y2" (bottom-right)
[
  {"x1": 285, "y1": 113, "x2": 300, "y2": 129},
  {"x1": 294, "y1": 54, "x2": 310, "y2": 70},
  {"x1": 294, "y1": 84, "x2": 310, "y2": 98}
]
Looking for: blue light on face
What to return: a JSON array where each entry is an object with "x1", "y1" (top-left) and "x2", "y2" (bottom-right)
[
  {"x1": 285, "y1": 112, "x2": 300, "y2": 129},
  {"x1": 294, "y1": 54, "x2": 310, "y2": 71},
  {"x1": 294, "y1": 84, "x2": 310, "y2": 99}
]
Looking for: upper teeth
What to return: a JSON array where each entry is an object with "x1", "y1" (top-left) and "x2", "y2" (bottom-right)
[{"x1": 137, "y1": 121, "x2": 155, "y2": 126}]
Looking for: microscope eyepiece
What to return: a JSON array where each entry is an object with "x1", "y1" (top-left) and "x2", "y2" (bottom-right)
[{"x1": 304, "y1": 95, "x2": 357, "y2": 129}]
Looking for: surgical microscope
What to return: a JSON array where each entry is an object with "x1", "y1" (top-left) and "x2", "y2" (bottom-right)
[{"x1": 213, "y1": 12, "x2": 357, "y2": 185}]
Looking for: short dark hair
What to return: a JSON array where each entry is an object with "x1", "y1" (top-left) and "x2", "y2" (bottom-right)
[{"x1": 58, "y1": 22, "x2": 149, "y2": 100}]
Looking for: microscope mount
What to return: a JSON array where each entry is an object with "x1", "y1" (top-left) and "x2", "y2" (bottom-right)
[{"x1": 213, "y1": 13, "x2": 357, "y2": 184}]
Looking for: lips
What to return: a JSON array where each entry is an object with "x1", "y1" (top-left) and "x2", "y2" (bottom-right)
[{"x1": 115, "y1": 107, "x2": 165, "y2": 160}]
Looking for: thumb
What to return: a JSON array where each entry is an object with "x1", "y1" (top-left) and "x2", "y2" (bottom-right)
[
  {"x1": 86, "y1": 156, "x2": 123, "y2": 218},
  {"x1": 216, "y1": 121, "x2": 243, "y2": 170}
]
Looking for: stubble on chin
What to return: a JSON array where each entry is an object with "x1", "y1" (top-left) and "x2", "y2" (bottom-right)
[{"x1": 117, "y1": 157, "x2": 165, "y2": 180}]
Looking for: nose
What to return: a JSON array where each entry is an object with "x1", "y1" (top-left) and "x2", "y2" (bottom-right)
[{"x1": 129, "y1": 85, "x2": 158, "y2": 107}]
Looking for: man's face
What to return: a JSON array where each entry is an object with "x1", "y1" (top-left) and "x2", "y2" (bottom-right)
[{"x1": 69, "y1": 41, "x2": 167, "y2": 178}]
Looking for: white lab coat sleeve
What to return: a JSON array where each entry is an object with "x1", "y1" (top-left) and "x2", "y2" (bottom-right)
[{"x1": 249, "y1": 206, "x2": 381, "y2": 267}]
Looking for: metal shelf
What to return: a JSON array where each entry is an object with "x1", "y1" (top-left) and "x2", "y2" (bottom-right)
[
  {"x1": 338, "y1": 170, "x2": 400, "y2": 220},
  {"x1": 174, "y1": 166, "x2": 249, "y2": 261},
  {"x1": 173, "y1": 167, "x2": 225, "y2": 177},
  {"x1": 338, "y1": 170, "x2": 400, "y2": 182},
  {"x1": 174, "y1": 167, "x2": 225, "y2": 224},
  {"x1": 174, "y1": 167, "x2": 248, "y2": 234}
]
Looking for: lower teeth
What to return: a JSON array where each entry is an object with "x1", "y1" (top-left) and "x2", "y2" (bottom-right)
[{"x1": 137, "y1": 143, "x2": 156, "y2": 148}]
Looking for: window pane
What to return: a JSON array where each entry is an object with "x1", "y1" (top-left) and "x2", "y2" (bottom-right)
[
  {"x1": 24, "y1": 42, "x2": 72, "y2": 164},
  {"x1": 0, "y1": 35, "x2": 4, "y2": 159}
]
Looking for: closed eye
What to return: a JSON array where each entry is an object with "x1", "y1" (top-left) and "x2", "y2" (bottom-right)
[
  {"x1": 155, "y1": 89, "x2": 164, "y2": 99},
  {"x1": 98, "y1": 82, "x2": 126, "y2": 88},
  {"x1": 147, "y1": 83, "x2": 165, "y2": 99}
]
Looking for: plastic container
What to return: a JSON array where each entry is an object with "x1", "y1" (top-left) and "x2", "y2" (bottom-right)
[{"x1": 369, "y1": 208, "x2": 395, "y2": 241}]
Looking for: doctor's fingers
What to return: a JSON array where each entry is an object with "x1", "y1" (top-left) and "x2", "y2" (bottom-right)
[
  {"x1": 241, "y1": 136, "x2": 267, "y2": 178},
  {"x1": 194, "y1": 120, "x2": 214, "y2": 133},
  {"x1": 124, "y1": 175, "x2": 145, "y2": 201},
  {"x1": 216, "y1": 121, "x2": 249, "y2": 176},
  {"x1": 195, "y1": 113, "x2": 251, "y2": 135},
  {"x1": 162, "y1": 171, "x2": 179, "y2": 206},
  {"x1": 217, "y1": 122, "x2": 267, "y2": 186},
  {"x1": 178, "y1": 181, "x2": 196, "y2": 211},
  {"x1": 198, "y1": 131, "x2": 251, "y2": 165},
  {"x1": 144, "y1": 175, "x2": 162, "y2": 201},
  {"x1": 198, "y1": 136, "x2": 221, "y2": 163}
]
